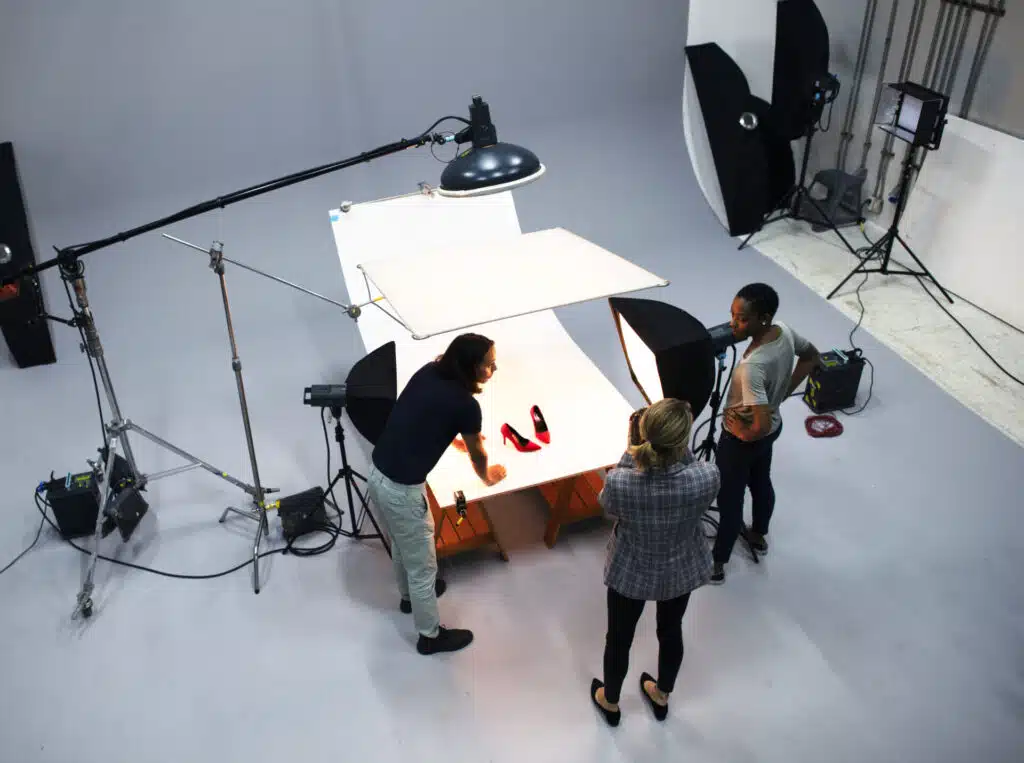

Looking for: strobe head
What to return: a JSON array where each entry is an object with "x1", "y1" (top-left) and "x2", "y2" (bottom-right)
[
  {"x1": 708, "y1": 321, "x2": 741, "y2": 357},
  {"x1": 304, "y1": 384, "x2": 347, "y2": 412}
]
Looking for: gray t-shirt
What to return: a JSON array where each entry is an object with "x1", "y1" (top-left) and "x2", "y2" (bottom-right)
[{"x1": 725, "y1": 322, "x2": 811, "y2": 436}]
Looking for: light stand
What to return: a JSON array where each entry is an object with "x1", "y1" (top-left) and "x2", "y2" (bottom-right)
[
  {"x1": 324, "y1": 405, "x2": 390, "y2": 556},
  {"x1": 738, "y1": 120, "x2": 860, "y2": 256},
  {"x1": 607, "y1": 297, "x2": 761, "y2": 564},
  {"x1": 828, "y1": 81, "x2": 952, "y2": 302},
  {"x1": 303, "y1": 340, "x2": 398, "y2": 557},
  {"x1": 1, "y1": 95, "x2": 542, "y2": 617},
  {"x1": 57, "y1": 254, "x2": 274, "y2": 619},
  {"x1": 693, "y1": 350, "x2": 731, "y2": 462}
]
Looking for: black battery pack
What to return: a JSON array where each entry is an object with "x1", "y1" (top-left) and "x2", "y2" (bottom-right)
[
  {"x1": 45, "y1": 471, "x2": 102, "y2": 539},
  {"x1": 803, "y1": 349, "x2": 866, "y2": 413},
  {"x1": 43, "y1": 452, "x2": 148, "y2": 541}
]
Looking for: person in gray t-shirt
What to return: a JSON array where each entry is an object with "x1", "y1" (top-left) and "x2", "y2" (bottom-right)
[{"x1": 710, "y1": 283, "x2": 819, "y2": 584}]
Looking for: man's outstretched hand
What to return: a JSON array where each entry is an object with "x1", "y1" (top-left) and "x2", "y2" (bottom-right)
[{"x1": 483, "y1": 464, "x2": 507, "y2": 486}]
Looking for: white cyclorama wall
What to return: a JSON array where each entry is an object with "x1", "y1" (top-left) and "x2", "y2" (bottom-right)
[
  {"x1": 683, "y1": 0, "x2": 780, "y2": 233},
  {"x1": 900, "y1": 116, "x2": 1023, "y2": 330}
]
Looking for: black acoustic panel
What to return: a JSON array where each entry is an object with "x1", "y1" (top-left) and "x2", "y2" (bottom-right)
[
  {"x1": 772, "y1": 0, "x2": 831, "y2": 140},
  {"x1": 0, "y1": 142, "x2": 56, "y2": 367},
  {"x1": 686, "y1": 43, "x2": 780, "y2": 237}
]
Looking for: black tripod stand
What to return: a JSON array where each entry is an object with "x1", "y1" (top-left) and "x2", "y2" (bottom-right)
[
  {"x1": 828, "y1": 145, "x2": 953, "y2": 303},
  {"x1": 738, "y1": 123, "x2": 860, "y2": 257},
  {"x1": 695, "y1": 349, "x2": 760, "y2": 565},
  {"x1": 324, "y1": 406, "x2": 390, "y2": 556}
]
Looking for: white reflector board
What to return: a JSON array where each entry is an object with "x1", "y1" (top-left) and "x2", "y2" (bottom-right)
[{"x1": 356, "y1": 227, "x2": 668, "y2": 339}]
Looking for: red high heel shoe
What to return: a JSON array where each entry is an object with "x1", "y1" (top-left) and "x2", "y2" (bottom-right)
[
  {"x1": 530, "y1": 405, "x2": 550, "y2": 444},
  {"x1": 501, "y1": 423, "x2": 541, "y2": 452}
]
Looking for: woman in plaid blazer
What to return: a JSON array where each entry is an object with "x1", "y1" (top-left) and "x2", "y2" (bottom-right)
[{"x1": 590, "y1": 398, "x2": 721, "y2": 725}]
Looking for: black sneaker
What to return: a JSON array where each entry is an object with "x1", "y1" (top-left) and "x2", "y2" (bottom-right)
[
  {"x1": 417, "y1": 626, "x2": 474, "y2": 655},
  {"x1": 742, "y1": 527, "x2": 768, "y2": 554},
  {"x1": 400, "y1": 578, "x2": 447, "y2": 613},
  {"x1": 710, "y1": 563, "x2": 725, "y2": 585}
]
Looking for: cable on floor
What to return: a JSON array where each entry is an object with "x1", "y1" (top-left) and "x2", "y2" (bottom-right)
[{"x1": 854, "y1": 225, "x2": 1021, "y2": 387}]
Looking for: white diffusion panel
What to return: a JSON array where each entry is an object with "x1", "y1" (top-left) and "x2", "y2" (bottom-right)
[
  {"x1": 619, "y1": 317, "x2": 664, "y2": 404},
  {"x1": 358, "y1": 228, "x2": 669, "y2": 340}
]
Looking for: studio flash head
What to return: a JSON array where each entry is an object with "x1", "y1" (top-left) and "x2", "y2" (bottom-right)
[{"x1": 303, "y1": 384, "x2": 347, "y2": 410}]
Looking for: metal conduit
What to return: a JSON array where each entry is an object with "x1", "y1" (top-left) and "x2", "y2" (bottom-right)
[{"x1": 837, "y1": 0, "x2": 880, "y2": 172}]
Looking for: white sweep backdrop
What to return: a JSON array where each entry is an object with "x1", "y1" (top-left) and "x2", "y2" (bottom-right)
[{"x1": 330, "y1": 191, "x2": 639, "y2": 509}]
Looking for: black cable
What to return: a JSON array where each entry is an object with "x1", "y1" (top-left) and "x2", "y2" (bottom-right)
[
  {"x1": 0, "y1": 509, "x2": 46, "y2": 578},
  {"x1": 33, "y1": 492, "x2": 288, "y2": 579},
  {"x1": 855, "y1": 226, "x2": 1022, "y2": 386}
]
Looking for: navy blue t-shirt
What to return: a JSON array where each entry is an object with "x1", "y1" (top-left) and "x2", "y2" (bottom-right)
[{"x1": 371, "y1": 361, "x2": 482, "y2": 485}]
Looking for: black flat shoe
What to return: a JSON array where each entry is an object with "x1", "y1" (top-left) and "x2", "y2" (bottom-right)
[
  {"x1": 400, "y1": 578, "x2": 447, "y2": 613},
  {"x1": 590, "y1": 678, "x2": 621, "y2": 727},
  {"x1": 639, "y1": 672, "x2": 669, "y2": 721}
]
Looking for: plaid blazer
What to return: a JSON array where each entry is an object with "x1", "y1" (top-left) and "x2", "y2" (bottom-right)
[{"x1": 600, "y1": 449, "x2": 721, "y2": 601}]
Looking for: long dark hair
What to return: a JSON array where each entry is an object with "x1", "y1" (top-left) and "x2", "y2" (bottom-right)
[{"x1": 435, "y1": 333, "x2": 494, "y2": 394}]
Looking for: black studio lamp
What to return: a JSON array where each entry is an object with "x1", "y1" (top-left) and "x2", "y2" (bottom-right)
[{"x1": 438, "y1": 97, "x2": 545, "y2": 197}]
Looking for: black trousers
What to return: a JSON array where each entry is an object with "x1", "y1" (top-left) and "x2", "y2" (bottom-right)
[
  {"x1": 602, "y1": 586, "x2": 691, "y2": 704},
  {"x1": 712, "y1": 425, "x2": 782, "y2": 565}
]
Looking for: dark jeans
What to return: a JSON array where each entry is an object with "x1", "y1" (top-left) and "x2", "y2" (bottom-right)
[
  {"x1": 602, "y1": 587, "x2": 691, "y2": 704},
  {"x1": 712, "y1": 424, "x2": 782, "y2": 565}
]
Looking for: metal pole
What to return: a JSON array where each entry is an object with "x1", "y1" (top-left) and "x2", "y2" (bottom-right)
[
  {"x1": 838, "y1": 0, "x2": 880, "y2": 171},
  {"x1": 860, "y1": 0, "x2": 902, "y2": 172},
  {"x1": 960, "y1": 0, "x2": 1003, "y2": 117},
  {"x1": 922, "y1": 0, "x2": 952, "y2": 86},
  {"x1": 938, "y1": 2, "x2": 969, "y2": 93},
  {"x1": 63, "y1": 262, "x2": 142, "y2": 481},
  {"x1": 73, "y1": 433, "x2": 121, "y2": 619}
]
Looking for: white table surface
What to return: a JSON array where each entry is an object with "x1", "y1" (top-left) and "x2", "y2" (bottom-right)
[{"x1": 330, "y1": 191, "x2": 638, "y2": 508}]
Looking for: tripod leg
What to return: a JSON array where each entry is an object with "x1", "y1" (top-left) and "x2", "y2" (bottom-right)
[
  {"x1": 827, "y1": 248, "x2": 874, "y2": 300},
  {"x1": 796, "y1": 189, "x2": 861, "y2": 256},
  {"x1": 74, "y1": 434, "x2": 122, "y2": 619},
  {"x1": 737, "y1": 227, "x2": 759, "y2": 252},
  {"x1": 350, "y1": 478, "x2": 391, "y2": 557},
  {"x1": 895, "y1": 233, "x2": 955, "y2": 303}
]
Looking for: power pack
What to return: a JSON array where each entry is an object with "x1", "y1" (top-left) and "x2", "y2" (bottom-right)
[
  {"x1": 803, "y1": 348, "x2": 866, "y2": 413},
  {"x1": 278, "y1": 486, "x2": 330, "y2": 542},
  {"x1": 45, "y1": 470, "x2": 102, "y2": 539},
  {"x1": 43, "y1": 452, "x2": 148, "y2": 541}
]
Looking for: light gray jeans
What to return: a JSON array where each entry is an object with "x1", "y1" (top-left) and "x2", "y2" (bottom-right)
[{"x1": 367, "y1": 466, "x2": 440, "y2": 638}]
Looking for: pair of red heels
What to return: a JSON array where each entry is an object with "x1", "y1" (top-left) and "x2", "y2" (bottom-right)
[{"x1": 501, "y1": 405, "x2": 550, "y2": 453}]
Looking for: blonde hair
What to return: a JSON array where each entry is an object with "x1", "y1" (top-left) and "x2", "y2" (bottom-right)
[{"x1": 629, "y1": 398, "x2": 693, "y2": 472}]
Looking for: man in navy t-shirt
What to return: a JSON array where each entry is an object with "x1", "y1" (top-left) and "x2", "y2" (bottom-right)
[{"x1": 367, "y1": 333, "x2": 506, "y2": 655}]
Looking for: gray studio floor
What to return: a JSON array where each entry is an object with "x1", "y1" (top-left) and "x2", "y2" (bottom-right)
[{"x1": 1, "y1": 105, "x2": 1022, "y2": 763}]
